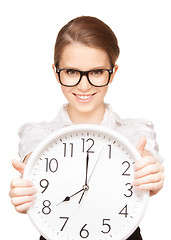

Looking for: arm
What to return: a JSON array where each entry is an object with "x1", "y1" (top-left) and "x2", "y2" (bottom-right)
[
  {"x1": 9, "y1": 153, "x2": 37, "y2": 214},
  {"x1": 133, "y1": 137, "x2": 164, "y2": 196}
]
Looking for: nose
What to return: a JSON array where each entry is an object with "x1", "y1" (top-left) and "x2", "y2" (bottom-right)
[{"x1": 76, "y1": 75, "x2": 91, "y2": 92}]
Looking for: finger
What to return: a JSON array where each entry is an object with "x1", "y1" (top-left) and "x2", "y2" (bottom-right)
[
  {"x1": 15, "y1": 201, "x2": 35, "y2": 213},
  {"x1": 136, "y1": 136, "x2": 146, "y2": 156},
  {"x1": 134, "y1": 156, "x2": 159, "y2": 172},
  {"x1": 133, "y1": 180, "x2": 164, "y2": 196},
  {"x1": 10, "y1": 178, "x2": 33, "y2": 189},
  {"x1": 12, "y1": 159, "x2": 26, "y2": 175},
  {"x1": 134, "y1": 161, "x2": 162, "y2": 178},
  {"x1": 133, "y1": 172, "x2": 164, "y2": 187},
  {"x1": 11, "y1": 195, "x2": 36, "y2": 207},
  {"x1": 9, "y1": 186, "x2": 38, "y2": 198}
]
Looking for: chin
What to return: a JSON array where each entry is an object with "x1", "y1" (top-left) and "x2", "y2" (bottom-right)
[{"x1": 74, "y1": 103, "x2": 97, "y2": 114}]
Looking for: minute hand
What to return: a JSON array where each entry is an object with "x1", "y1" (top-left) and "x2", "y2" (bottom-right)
[
  {"x1": 85, "y1": 151, "x2": 89, "y2": 185},
  {"x1": 78, "y1": 152, "x2": 89, "y2": 204},
  {"x1": 78, "y1": 148, "x2": 104, "y2": 204}
]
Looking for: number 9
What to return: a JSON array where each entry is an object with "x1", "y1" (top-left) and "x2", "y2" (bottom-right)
[{"x1": 40, "y1": 179, "x2": 49, "y2": 193}]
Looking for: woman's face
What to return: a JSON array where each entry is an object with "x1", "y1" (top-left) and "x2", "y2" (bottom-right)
[{"x1": 53, "y1": 42, "x2": 118, "y2": 117}]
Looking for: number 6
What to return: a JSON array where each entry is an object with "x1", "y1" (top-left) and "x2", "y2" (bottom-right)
[{"x1": 80, "y1": 224, "x2": 89, "y2": 238}]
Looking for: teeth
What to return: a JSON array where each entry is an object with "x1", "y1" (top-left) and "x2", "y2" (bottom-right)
[{"x1": 76, "y1": 95, "x2": 92, "y2": 100}]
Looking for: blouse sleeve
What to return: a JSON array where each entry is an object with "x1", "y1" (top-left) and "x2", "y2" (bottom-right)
[
  {"x1": 18, "y1": 122, "x2": 51, "y2": 162},
  {"x1": 120, "y1": 118, "x2": 164, "y2": 163}
]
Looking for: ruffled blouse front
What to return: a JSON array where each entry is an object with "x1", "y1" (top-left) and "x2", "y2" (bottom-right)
[{"x1": 18, "y1": 103, "x2": 163, "y2": 162}]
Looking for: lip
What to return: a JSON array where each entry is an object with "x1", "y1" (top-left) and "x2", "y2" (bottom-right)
[{"x1": 73, "y1": 93, "x2": 96, "y2": 103}]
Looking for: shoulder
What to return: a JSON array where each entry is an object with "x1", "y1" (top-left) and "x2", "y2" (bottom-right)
[
  {"x1": 114, "y1": 114, "x2": 155, "y2": 142},
  {"x1": 119, "y1": 117, "x2": 154, "y2": 133},
  {"x1": 18, "y1": 105, "x2": 68, "y2": 160},
  {"x1": 106, "y1": 104, "x2": 154, "y2": 142},
  {"x1": 18, "y1": 121, "x2": 53, "y2": 138},
  {"x1": 112, "y1": 113, "x2": 163, "y2": 162},
  {"x1": 104, "y1": 104, "x2": 154, "y2": 134},
  {"x1": 18, "y1": 104, "x2": 69, "y2": 138}
]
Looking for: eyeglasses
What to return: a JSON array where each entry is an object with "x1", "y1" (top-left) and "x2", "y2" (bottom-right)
[{"x1": 55, "y1": 67, "x2": 114, "y2": 87}]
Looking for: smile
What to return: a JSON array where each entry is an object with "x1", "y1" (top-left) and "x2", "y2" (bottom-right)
[{"x1": 73, "y1": 93, "x2": 96, "y2": 102}]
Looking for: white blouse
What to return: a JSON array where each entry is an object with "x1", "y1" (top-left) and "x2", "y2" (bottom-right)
[{"x1": 18, "y1": 103, "x2": 163, "y2": 162}]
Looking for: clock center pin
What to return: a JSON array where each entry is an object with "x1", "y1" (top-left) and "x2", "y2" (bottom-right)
[{"x1": 83, "y1": 185, "x2": 89, "y2": 191}]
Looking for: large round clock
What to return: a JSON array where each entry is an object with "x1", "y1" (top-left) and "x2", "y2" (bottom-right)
[{"x1": 23, "y1": 124, "x2": 149, "y2": 240}]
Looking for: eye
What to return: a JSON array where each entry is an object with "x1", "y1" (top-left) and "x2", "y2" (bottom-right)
[
  {"x1": 91, "y1": 69, "x2": 104, "y2": 75},
  {"x1": 66, "y1": 69, "x2": 78, "y2": 75}
]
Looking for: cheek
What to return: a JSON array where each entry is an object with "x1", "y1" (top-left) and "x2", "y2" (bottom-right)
[
  {"x1": 61, "y1": 86, "x2": 73, "y2": 99},
  {"x1": 61, "y1": 86, "x2": 68, "y2": 97},
  {"x1": 98, "y1": 86, "x2": 108, "y2": 97}
]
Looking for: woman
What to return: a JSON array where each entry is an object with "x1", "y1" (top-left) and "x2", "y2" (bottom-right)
[{"x1": 9, "y1": 16, "x2": 164, "y2": 240}]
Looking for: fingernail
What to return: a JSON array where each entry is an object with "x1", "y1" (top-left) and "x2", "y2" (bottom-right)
[
  {"x1": 28, "y1": 180, "x2": 34, "y2": 187},
  {"x1": 132, "y1": 180, "x2": 138, "y2": 187},
  {"x1": 32, "y1": 187, "x2": 38, "y2": 194},
  {"x1": 134, "y1": 173, "x2": 137, "y2": 179},
  {"x1": 134, "y1": 186, "x2": 141, "y2": 191},
  {"x1": 29, "y1": 200, "x2": 35, "y2": 207},
  {"x1": 30, "y1": 195, "x2": 36, "y2": 200}
]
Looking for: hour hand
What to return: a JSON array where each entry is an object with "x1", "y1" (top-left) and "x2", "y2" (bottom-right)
[{"x1": 56, "y1": 188, "x2": 84, "y2": 206}]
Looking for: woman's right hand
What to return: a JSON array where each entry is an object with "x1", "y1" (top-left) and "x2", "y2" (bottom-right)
[{"x1": 9, "y1": 159, "x2": 37, "y2": 214}]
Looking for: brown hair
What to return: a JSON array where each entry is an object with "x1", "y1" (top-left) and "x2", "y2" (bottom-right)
[{"x1": 54, "y1": 16, "x2": 120, "y2": 68}]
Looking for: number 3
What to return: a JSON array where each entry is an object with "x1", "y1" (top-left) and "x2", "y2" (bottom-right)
[{"x1": 124, "y1": 183, "x2": 133, "y2": 197}]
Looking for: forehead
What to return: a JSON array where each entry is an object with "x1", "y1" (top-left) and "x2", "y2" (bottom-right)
[{"x1": 59, "y1": 43, "x2": 110, "y2": 69}]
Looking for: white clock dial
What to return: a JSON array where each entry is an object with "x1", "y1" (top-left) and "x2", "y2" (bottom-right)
[{"x1": 23, "y1": 124, "x2": 148, "y2": 240}]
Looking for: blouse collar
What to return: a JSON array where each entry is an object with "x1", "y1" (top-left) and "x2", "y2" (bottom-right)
[{"x1": 58, "y1": 103, "x2": 122, "y2": 129}]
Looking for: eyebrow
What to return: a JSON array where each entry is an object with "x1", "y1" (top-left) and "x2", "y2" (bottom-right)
[{"x1": 58, "y1": 66, "x2": 111, "y2": 70}]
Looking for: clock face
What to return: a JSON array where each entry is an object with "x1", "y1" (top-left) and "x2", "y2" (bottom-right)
[{"x1": 23, "y1": 124, "x2": 148, "y2": 240}]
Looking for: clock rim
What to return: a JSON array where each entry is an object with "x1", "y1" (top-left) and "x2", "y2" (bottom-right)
[{"x1": 23, "y1": 124, "x2": 149, "y2": 240}]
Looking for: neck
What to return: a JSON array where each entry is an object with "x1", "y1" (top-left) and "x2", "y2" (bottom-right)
[{"x1": 67, "y1": 103, "x2": 106, "y2": 125}]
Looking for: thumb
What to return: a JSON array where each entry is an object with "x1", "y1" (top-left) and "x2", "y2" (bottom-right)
[
  {"x1": 12, "y1": 159, "x2": 26, "y2": 175},
  {"x1": 136, "y1": 136, "x2": 146, "y2": 156}
]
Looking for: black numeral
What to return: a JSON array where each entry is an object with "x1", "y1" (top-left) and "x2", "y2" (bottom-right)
[
  {"x1": 45, "y1": 158, "x2": 58, "y2": 173},
  {"x1": 63, "y1": 143, "x2": 73, "y2": 157},
  {"x1": 119, "y1": 205, "x2": 128, "y2": 218},
  {"x1": 60, "y1": 217, "x2": 69, "y2": 231},
  {"x1": 122, "y1": 161, "x2": 131, "y2": 176},
  {"x1": 124, "y1": 183, "x2": 133, "y2": 197},
  {"x1": 81, "y1": 138, "x2": 94, "y2": 153},
  {"x1": 42, "y1": 200, "x2": 51, "y2": 215},
  {"x1": 101, "y1": 219, "x2": 111, "y2": 234},
  {"x1": 108, "y1": 145, "x2": 111, "y2": 159},
  {"x1": 80, "y1": 224, "x2": 89, "y2": 238},
  {"x1": 40, "y1": 179, "x2": 49, "y2": 193}
]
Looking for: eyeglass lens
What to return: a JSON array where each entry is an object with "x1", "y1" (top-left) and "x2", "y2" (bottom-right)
[{"x1": 60, "y1": 69, "x2": 110, "y2": 86}]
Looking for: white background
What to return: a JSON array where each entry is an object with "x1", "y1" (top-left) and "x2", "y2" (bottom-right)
[{"x1": 0, "y1": 0, "x2": 170, "y2": 239}]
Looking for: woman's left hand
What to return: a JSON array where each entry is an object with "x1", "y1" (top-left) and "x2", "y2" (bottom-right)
[{"x1": 133, "y1": 137, "x2": 164, "y2": 196}]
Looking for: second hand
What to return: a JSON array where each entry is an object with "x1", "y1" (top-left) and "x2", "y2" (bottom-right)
[{"x1": 56, "y1": 148, "x2": 104, "y2": 206}]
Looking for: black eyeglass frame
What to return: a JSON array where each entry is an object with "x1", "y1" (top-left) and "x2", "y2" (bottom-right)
[{"x1": 55, "y1": 66, "x2": 114, "y2": 87}]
